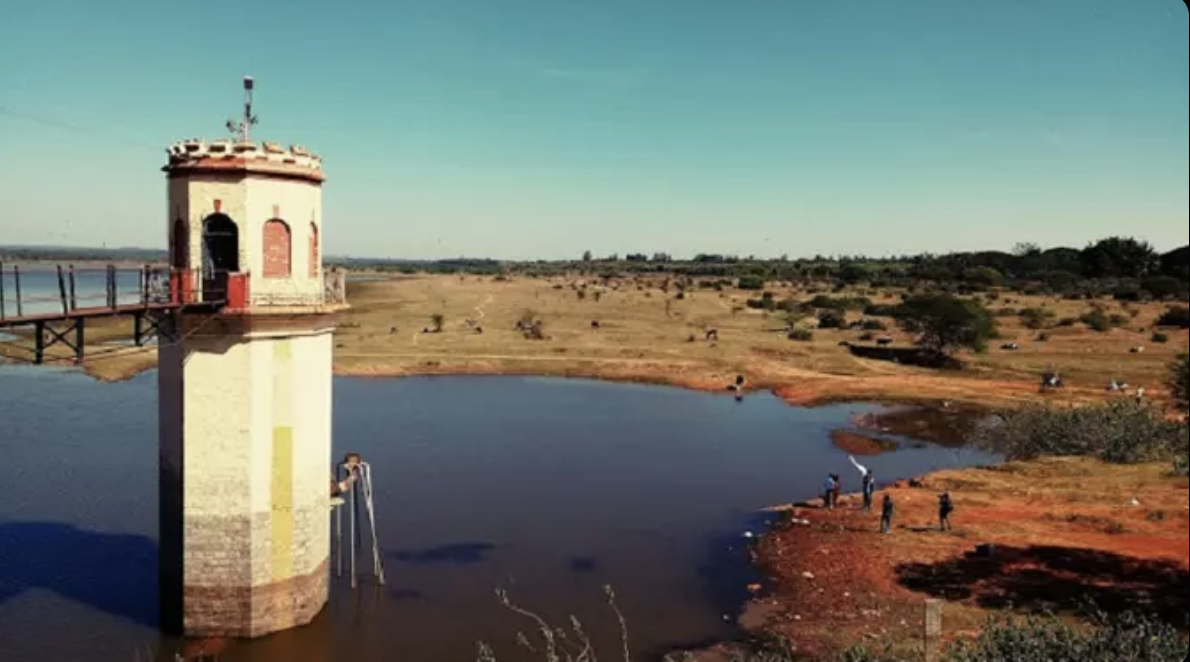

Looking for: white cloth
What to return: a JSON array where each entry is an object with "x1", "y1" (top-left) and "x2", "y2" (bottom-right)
[{"x1": 849, "y1": 455, "x2": 869, "y2": 478}]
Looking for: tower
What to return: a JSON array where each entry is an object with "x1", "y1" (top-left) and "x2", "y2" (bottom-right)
[{"x1": 158, "y1": 79, "x2": 347, "y2": 638}]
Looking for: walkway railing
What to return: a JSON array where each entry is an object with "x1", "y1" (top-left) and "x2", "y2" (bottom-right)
[{"x1": 1, "y1": 263, "x2": 348, "y2": 327}]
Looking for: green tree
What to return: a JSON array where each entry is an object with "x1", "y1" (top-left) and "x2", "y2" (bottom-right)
[
  {"x1": 893, "y1": 294, "x2": 996, "y2": 357},
  {"x1": 1080, "y1": 237, "x2": 1160, "y2": 279},
  {"x1": 582, "y1": 250, "x2": 592, "y2": 262},
  {"x1": 962, "y1": 266, "x2": 1004, "y2": 289}
]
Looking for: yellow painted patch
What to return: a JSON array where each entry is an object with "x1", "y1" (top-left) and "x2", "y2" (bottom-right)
[{"x1": 270, "y1": 340, "x2": 295, "y2": 582}]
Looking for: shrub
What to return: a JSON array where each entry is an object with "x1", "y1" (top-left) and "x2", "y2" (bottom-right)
[
  {"x1": 994, "y1": 307, "x2": 1019, "y2": 318},
  {"x1": 973, "y1": 399, "x2": 1183, "y2": 465},
  {"x1": 863, "y1": 303, "x2": 900, "y2": 317},
  {"x1": 1156, "y1": 306, "x2": 1190, "y2": 329},
  {"x1": 1109, "y1": 314, "x2": 1130, "y2": 328},
  {"x1": 1171, "y1": 353, "x2": 1188, "y2": 417},
  {"x1": 1080, "y1": 309, "x2": 1113, "y2": 332},
  {"x1": 788, "y1": 328, "x2": 814, "y2": 342},
  {"x1": 1057, "y1": 317, "x2": 1078, "y2": 327},
  {"x1": 893, "y1": 294, "x2": 997, "y2": 357},
  {"x1": 946, "y1": 612, "x2": 1185, "y2": 662},
  {"x1": 1019, "y1": 308, "x2": 1055, "y2": 330},
  {"x1": 1151, "y1": 332, "x2": 1169, "y2": 344},
  {"x1": 817, "y1": 310, "x2": 847, "y2": 330},
  {"x1": 738, "y1": 276, "x2": 766, "y2": 291},
  {"x1": 430, "y1": 313, "x2": 445, "y2": 333},
  {"x1": 861, "y1": 319, "x2": 888, "y2": 331}
]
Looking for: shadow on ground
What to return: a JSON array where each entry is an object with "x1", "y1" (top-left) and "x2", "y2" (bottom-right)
[
  {"x1": 896, "y1": 545, "x2": 1190, "y2": 630},
  {"x1": 0, "y1": 522, "x2": 157, "y2": 628}
]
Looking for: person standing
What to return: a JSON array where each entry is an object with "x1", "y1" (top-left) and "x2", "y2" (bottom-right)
[
  {"x1": 862, "y1": 472, "x2": 875, "y2": 511},
  {"x1": 831, "y1": 474, "x2": 843, "y2": 509},
  {"x1": 880, "y1": 494, "x2": 895, "y2": 534},
  {"x1": 823, "y1": 474, "x2": 836, "y2": 509},
  {"x1": 939, "y1": 492, "x2": 954, "y2": 533}
]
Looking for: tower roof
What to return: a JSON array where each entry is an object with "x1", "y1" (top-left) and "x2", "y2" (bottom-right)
[{"x1": 163, "y1": 139, "x2": 325, "y2": 183}]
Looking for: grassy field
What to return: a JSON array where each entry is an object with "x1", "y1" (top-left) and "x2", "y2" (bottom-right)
[{"x1": 3, "y1": 273, "x2": 1186, "y2": 406}]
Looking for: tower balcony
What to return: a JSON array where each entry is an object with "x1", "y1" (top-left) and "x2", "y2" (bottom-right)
[{"x1": 170, "y1": 268, "x2": 349, "y2": 316}]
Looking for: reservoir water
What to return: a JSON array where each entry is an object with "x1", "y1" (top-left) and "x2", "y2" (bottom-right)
[{"x1": 0, "y1": 366, "x2": 995, "y2": 662}]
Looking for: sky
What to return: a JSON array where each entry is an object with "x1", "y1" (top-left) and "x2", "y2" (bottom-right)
[{"x1": 1, "y1": 0, "x2": 1187, "y2": 261}]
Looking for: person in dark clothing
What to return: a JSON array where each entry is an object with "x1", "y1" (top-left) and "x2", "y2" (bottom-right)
[
  {"x1": 939, "y1": 492, "x2": 954, "y2": 532},
  {"x1": 823, "y1": 475, "x2": 836, "y2": 509},
  {"x1": 880, "y1": 494, "x2": 894, "y2": 534},
  {"x1": 831, "y1": 474, "x2": 842, "y2": 509},
  {"x1": 862, "y1": 472, "x2": 875, "y2": 511}
]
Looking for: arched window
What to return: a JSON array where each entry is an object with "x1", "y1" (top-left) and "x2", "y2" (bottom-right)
[
  {"x1": 262, "y1": 219, "x2": 292, "y2": 278},
  {"x1": 308, "y1": 223, "x2": 320, "y2": 277},
  {"x1": 201, "y1": 214, "x2": 239, "y2": 303},
  {"x1": 171, "y1": 219, "x2": 188, "y2": 269},
  {"x1": 202, "y1": 214, "x2": 240, "y2": 273}
]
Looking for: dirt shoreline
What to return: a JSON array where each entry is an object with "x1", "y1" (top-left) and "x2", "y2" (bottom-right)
[
  {"x1": 739, "y1": 458, "x2": 1189, "y2": 659},
  {"x1": 2, "y1": 346, "x2": 1160, "y2": 413}
]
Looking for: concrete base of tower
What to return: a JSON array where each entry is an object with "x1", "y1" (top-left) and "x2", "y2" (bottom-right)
[{"x1": 181, "y1": 559, "x2": 330, "y2": 638}]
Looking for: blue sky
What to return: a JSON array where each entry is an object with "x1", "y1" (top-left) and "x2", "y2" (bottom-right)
[{"x1": 1, "y1": 0, "x2": 1186, "y2": 260}]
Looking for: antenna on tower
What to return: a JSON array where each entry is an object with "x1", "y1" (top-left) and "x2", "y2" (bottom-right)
[{"x1": 225, "y1": 76, "x2": 258, "y2": 143}]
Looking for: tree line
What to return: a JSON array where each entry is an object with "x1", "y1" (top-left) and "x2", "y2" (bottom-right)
[{"x1": 5, "y1": 237, "x2": 1188, "y2": 302}]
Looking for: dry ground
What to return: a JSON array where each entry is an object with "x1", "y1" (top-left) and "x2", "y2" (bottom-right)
[
  {"x1": 2, "y1": 273, "x2": 1185, "y2": 406},
  {"x1": 751, "y1": 458, "x2": 1190, "y2": 659}
]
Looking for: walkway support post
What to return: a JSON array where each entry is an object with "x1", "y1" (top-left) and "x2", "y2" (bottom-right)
[{"x1": 57, "y1": 266, "x2": 69, "y2": 316}]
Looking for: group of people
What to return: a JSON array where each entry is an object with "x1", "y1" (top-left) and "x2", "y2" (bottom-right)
[{"x1": 820, "y1": 456, "x2": 954, "y2": 534}]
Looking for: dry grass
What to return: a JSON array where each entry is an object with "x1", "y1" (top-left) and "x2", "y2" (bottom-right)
[{"x1": 3, "y1": 274, "x2": 1186, "y2": 404}]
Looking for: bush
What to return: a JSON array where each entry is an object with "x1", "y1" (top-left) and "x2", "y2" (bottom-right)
[
  {"x1": 863, "y1": 303, "x2": 900, "y2": 317},
  {"x1": 738, "y1": 276, "x2": 766, "y2": 291},
  {"x1": 974, "y1": 399, "x2": 1183, "y2": 465},
  {"x1": 1151, "y1": 332, "x2": 1169, "y2": 344},
  {"x1": 817, "y1": 310, "x2": 847, "y2": 329},
  {"x1": 788, "y1": 328, "x2": 814, "y2": 342},
  {"x1": 1080, "y1": 309, "x2": 1113, "y2": 332},
  {"x1": 1019, "y1": 308, "x2": 1055, "y2": 330},
  {"x1": 1057, "y1": 317, "x2": 1078, "y2": 327},
  {"x1": 1171, "y1": 353, "x2": 1188, "y2": 417},
  {"x1": 1156, "y1": 306, "x2": 1190, "y2": 329},
  {"x1": 861, "y1": 319, "x2": 888, "y2": 331},
  {"x1": 946, "y1": 612, "x2": 1185, "y2": 662},
  {"x1": 893, "y1": 294, "x2": 997, "y2": 357}
]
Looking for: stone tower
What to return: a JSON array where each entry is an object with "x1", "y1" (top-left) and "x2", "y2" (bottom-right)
[{"x1": 157, "y1": 131, "x2": 347, "y2": 637}]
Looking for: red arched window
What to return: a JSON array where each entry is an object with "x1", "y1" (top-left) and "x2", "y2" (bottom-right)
[
  {"x1": 262, "y1": 219, "x2": 292, "y2": 278},
  {"x1": 308, "y1": 223, "x2": 320, "y2": 277}
]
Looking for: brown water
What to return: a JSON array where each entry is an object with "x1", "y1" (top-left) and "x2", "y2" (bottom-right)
[{"x1": 0, "y1": 366, "x2": 996, "y2": 662}]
